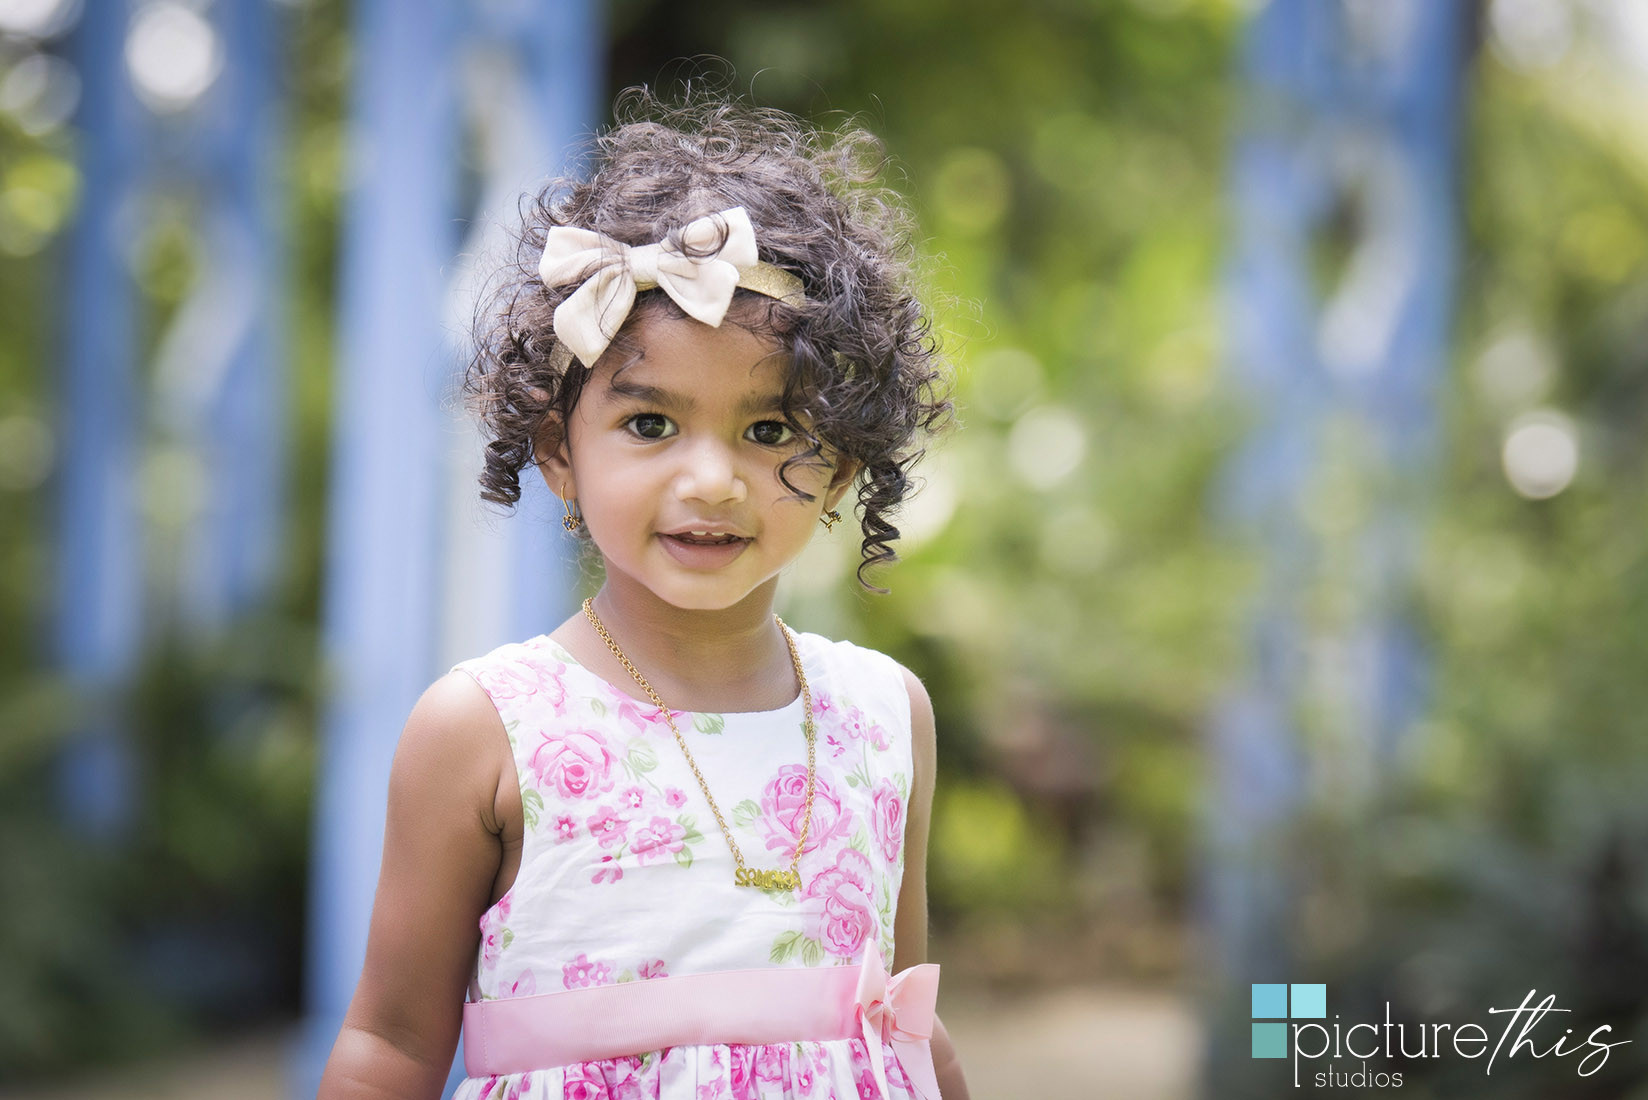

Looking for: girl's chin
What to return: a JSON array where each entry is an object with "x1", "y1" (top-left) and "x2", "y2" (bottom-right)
[{"x1": 595, "y1": 559, "x2": 780, "y2": 615}]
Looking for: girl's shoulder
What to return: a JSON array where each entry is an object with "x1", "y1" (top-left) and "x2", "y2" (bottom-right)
[{"x1": 791, "y1": 630, "x2": 916, "y2": 727}]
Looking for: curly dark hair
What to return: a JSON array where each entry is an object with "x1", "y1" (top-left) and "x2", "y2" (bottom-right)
[{"x1": 464, "y1": 87, "x2": 951, "y2": 591}]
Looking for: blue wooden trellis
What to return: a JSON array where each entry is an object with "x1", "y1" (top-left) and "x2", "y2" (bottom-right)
[
  {"x1": 52, "y1": 0, "x2": 147, "y2": 840},
  {"x1": 1200, "y1": 0, "x2": 1470, "y2": 1087},
  {"x1": 294, "y1": 0, "x2": 599, "y2": 1094},
  {"x1": 52, "y1": 0, "x2": 283, "y2": 834},
  {"x1": 150, "y1": 0, "x2": 285, "y2": 633}
]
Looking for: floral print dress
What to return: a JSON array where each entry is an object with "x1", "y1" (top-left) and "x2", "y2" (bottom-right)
[{"x1": 448, "y1": 630, "x2": 919, "y2": 1100}]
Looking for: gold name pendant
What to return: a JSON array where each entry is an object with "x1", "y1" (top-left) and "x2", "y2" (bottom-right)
[{"x1": 735, "y1": 867, "x2": 802, "y2": 891}]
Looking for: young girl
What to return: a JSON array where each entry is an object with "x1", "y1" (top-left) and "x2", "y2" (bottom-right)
[{"x1": 318, "y1": 90, "x2": 969, "y2": 1100}]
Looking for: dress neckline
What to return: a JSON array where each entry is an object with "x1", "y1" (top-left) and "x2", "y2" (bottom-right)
[{"x1": 526, "y1": 632, "x2": 813, "y2": 720}]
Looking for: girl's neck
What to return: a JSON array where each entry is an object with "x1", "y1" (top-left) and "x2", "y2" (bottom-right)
[{"x1": 555, "y1": 575, "x2": 799, "y2": 714}]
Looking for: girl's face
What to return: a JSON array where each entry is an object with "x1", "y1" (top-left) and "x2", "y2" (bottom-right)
[{"x1": 536, "y1": 307, "x2": 857, "y2": 614}]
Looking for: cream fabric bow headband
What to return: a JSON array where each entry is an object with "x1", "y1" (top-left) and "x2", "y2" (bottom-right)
[{"x1": 539, "y1": 206, "x2": 806, "y2": 370}]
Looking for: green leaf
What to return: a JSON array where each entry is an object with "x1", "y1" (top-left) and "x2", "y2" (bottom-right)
[
  {"x1": 628, "y1": 744, "x2": 658, "y2": 773},
  {"x1": 845, "y1": 774, "x2": 860, "y2": 788},
  {"x1": 500, "y1": 928, "x2": 513, "y2": 951},
  {"x1": 693, "y1": 712, "x2": 726, "y2": 735},
  {"x1": 589, "y1": 697, "x2": 607, "y2": 717},
  {"x1": 674, "y1": 846, "x2": 694, "y2": 869},
  {"x1": 800, "y1": 937, "x2": 824, "y2": 966},
  {"x1": 677, "y1": 815, "x2": 704, "y2": 845},
  {"x1": 617, "y1": 969, "x2": 635, "y2": 983},
  {"x1": 848, "y1": 828, "x2": 870, "y2": 855},
  {"x1": 732, "y1": 799, "x2": 761, "y2": 827},
  {"x1": 770, "y1": 930, "x2": 802, "y2": 963}
]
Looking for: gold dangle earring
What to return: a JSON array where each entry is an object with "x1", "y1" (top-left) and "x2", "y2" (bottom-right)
[
  {"x1": 561, "y1": 486, "x2": 583, "y2": 532},
  {"x1": 820, "y1": 509, "x2": 842, "y2": 531}
]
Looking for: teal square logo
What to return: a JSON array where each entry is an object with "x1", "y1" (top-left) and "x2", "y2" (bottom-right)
[
  {"x1": 1291, "y1": 983, "x2": 1326, "y2": 1019},
  {"x1": 1251, "y1": 983, "x2": 1288, "y2": 1019},
  {"x1": 1252, "y1": 1021, "x2": 1288, "y2": 1058}
]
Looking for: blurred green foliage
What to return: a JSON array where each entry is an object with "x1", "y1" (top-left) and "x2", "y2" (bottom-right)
[{"x1": 1, "y1": 0, "x2": 1647, "y2": 1092}]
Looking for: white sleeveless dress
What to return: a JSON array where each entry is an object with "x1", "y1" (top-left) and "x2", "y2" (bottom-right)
[{"x1": 448, "y1": 630, "x2": 922, "y2": 1100}]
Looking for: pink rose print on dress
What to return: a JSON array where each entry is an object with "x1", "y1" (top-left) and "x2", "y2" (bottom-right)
[
  {"x1": 631, "y1": 815, "x2": 686, "y2": 864},
  {"x1": 754, "y1": 1043, "x2": 791, "y2": 1085},
  {"x1": 664, "y1": 786, "x2": 688, "y2": 809},
  {"x1": 695, "y1": 1048, "x2": 729, "y2": 1099},
  {"x1": 562, "y1": 953, "x2": 614, "y2": 989},
  {"x1": 562, "y1": 1063, "x2": 609, "y2": 1100},
  {"x1": 478, "y1": 660, "x2": 541, "y2": 703},
  {"x1": 883, "y1": 1043, "x2": 914, "y2": 1091},
  {"x1": 842, "y1": 704, "x2": 890, "y2": 751},
  {"x1": 538, "y1": 666, "x2": 569, "y2": 714},
  {"x1": 849, "y1": 1040, "x2": 881, "y2": 1100},
  {"x1": 529, "y1": 727, "x2": 617, "y2": 800},
  {"x1": 476, "y1": 1071, "x2": 533, "y2": 1100},
  {"x1": 620, "y1": 784, "x2": 647, "y2": 810},
  {"x1": 478, "y1": 892, "x2": 511, "y2": 972},
  {"x1": 592, "y1": 854, "x2": 624, "y2": 885},
  {"x1": 605, "y1": 1055, "x2": 647, "y2": 1100},
  {"x1": 586, "y1": 805, "x2": 628, "y2": 849},
  {"x1": 758, "y1": 765, "x2": 852, "y2": 855},
  {"x1": 728, "y1": 1047, "x2": 757, "y2": 1100},
  {"x1": 871, "y1": 779, "x2": 905, "y2": 863},
  {"x1": 637, "y1": 958, "x2": 668, "y2": 980},
  {"x1": 790, "y1": 1052, "x2": 817, "y2": 1097},
  {"x1": 501, "y1": 969, "x2": 536, "y2": 997},
  {"x1": 555, "y1": 813, "x2": 579, "y2": 842},
  {"x1": 805, "y1": 848, "x2": 877, "y2": 959},
  {"x1": 605, "y1": 684, "x2": 670, "y2": 733}
]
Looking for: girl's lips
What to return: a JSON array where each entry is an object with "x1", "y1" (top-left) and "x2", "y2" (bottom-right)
[{"x1": 657, "y1": 532, "x2": 751, "y2": 569}]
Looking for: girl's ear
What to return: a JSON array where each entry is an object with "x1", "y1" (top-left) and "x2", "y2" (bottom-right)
[
  {"x1": 533, "y1": 412, "x2": 576, "y2": 501},
  {"x1": 823, "y1": 458, "x2": 861, "y2": 512}
]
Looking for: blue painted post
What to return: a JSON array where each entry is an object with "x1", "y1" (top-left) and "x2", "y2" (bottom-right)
[
  {"x1": 297, "y1": 1, "x2": 600, "y2": 1095},
  {"x1": 296, "y1": 0, "x2": 463, "y2": 1090},
  {"x1": 299, "y1": 0, "x2": 603, "y2": 1088},
  {"x1": 1201, "y1": 0, "x2": 1469, "y2": 1085},
  {"x1": 52, "y1": 0, "x2": 144, "y2": 838},
  {"x1": 437, "y1": 0, "x2": 602, "y2": 665},
  {"x1": 152, "y1": 0, "x2": 285, "y2": 629}
]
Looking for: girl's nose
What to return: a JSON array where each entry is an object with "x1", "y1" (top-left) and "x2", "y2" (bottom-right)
[{"x1": 673, "y1": 437, "x2": 747, "y2": 505}]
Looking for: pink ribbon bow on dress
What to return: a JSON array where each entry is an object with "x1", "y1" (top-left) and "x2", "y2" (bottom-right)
[{"x1": 855, "y1": 939, "x2": 944, "y2": 1100}]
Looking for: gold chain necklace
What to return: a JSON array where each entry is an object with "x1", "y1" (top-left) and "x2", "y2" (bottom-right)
[{"x1": 582, "y1": 597, "x2": 816, "y2": 891}]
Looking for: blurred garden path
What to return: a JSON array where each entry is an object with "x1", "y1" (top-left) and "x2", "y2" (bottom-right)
[{"x1": 1, "y1": 985, "x2": 1198, "y2": 1100}]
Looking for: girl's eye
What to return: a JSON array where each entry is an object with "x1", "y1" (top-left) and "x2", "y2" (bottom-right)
[
  {"x1": 747, "y1": 420, "x2": 794, "y2": 446},
  {"x1": 626, "y1": 413, "x2": 676, "y2": 440}
]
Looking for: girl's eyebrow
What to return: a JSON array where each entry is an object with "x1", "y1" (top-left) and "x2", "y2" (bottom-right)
[{"x1": 605, "y1": 377, "x2": 785, "y2": 416}]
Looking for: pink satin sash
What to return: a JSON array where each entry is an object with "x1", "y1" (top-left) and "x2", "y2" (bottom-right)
[{"x1": 462, "y1": 941, "x2": 941, "y2": 1099}]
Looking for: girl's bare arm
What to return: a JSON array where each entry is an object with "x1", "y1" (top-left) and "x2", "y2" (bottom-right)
[
  {"x1": 893, "y1": 666, "x2": 971, "y2": 1100},
  {"x1": 318, "y1": 673, "x2": 508, "y2": 1099}
]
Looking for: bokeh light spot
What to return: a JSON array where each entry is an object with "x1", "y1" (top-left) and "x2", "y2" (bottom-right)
[
  {"x1": 126, "y1": 2, "x2": 221, "y2": 113},
  {"x1": 1008, "y1": 405, "x2": 1087, "y2": 491},
  {"x1": 1501, "y1": 411, "x2": 1578, "y2": 500},
  {"x1": 932, "y1": 146, "x2": 1010, "y2": 234}
]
